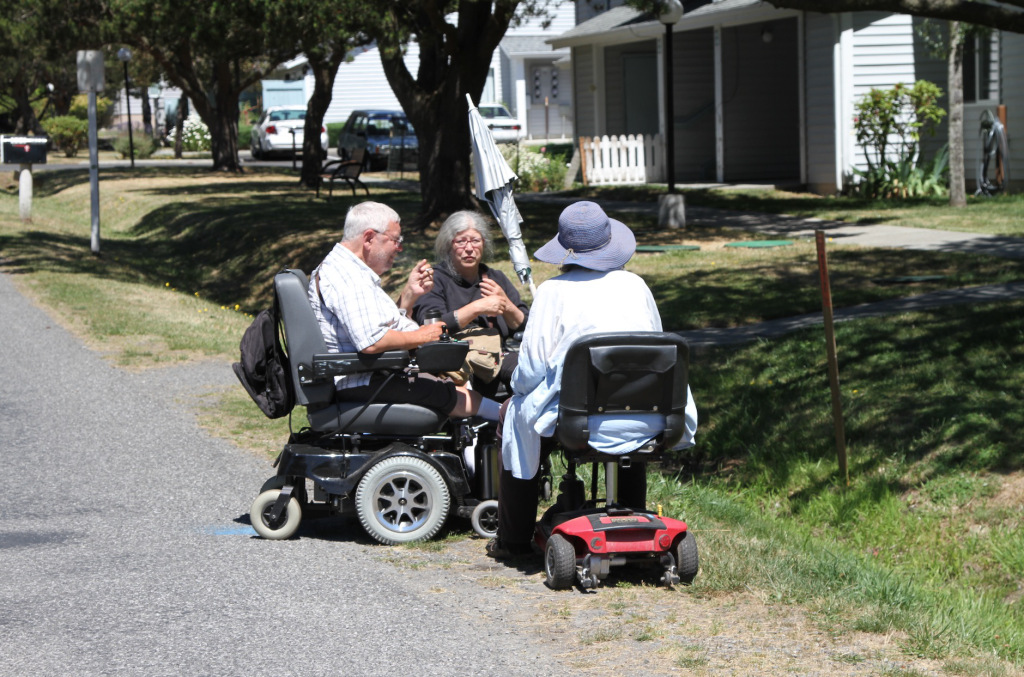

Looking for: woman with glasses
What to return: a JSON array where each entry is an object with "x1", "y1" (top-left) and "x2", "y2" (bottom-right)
[{"x1": 413, "y1": 210, "x2": 528, "y2": 396}]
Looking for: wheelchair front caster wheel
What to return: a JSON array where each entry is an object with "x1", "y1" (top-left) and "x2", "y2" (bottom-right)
[
  {"x1": 250, "y1": 489, "x2": 302, "y2": 540},
  {"x1": 544, "y1": 534, "x2": 576, "y2": 590},
  {"x1": 470, "y1": 499, "x2": 499, "y2": 539}
]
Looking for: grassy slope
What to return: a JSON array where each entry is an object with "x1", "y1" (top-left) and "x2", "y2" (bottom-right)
[{"x1": 2, "y1": 169, "x2": 1023, "y2": 668}]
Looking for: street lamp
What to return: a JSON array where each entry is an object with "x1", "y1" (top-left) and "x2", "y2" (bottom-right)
[
  {"x1": 659, "y1": 0, "x2": 683, "y2": 193},
  {"x1": 117, "y1": 47, "x2": 135, "y2": 168}
]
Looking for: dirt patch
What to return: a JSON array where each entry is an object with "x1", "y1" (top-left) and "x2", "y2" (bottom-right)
[
  {"x1": 385, "y1": 538, "x2": 969, "y2": 677},
  {"x1": 990, "y1": 472, "x2": 1024, "y2": 510}
]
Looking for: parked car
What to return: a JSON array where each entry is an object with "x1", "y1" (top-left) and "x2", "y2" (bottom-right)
[
  {"x1": 478, "y1": 103, "x2": 522, "y2": 144},
  {"x1": 250, "y1": 105, "x2": 328, "y2": 159},
  {"x1": 336, "y1": 110, "x2": 418, "y2": 171}
]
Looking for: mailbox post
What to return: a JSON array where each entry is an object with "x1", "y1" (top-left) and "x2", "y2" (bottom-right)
[
  {"x1": 1, "y1": 136, "x2": 48, "y2": 222},
  {"x1": 77, "y1": 50, "x2": 104, "y2": 255}
]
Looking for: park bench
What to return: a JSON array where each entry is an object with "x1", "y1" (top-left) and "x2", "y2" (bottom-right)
[{"x1": 317, "y1": 148, "x2": 369, "y2": 198}]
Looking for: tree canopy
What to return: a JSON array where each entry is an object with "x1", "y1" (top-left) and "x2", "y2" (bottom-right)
[{"x1": 766, "y1": 0, "x2": 1024, "y2": 34}]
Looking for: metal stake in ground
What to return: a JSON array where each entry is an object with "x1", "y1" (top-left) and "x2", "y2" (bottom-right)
[{"x1": 816, "y1": 230, "x2": 848, "y2": 486}]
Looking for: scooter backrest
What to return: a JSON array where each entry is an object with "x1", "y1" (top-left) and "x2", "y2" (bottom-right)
[
  {"x1": 557, "y1": 332, "x2": 690, "y2": 451},
  {"x1": 274, "y1": 269, "x2": 335, "y2": 408}
]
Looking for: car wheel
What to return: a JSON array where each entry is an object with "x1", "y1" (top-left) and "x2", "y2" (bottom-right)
[{"x1": 355, "y1": 455, "x2": 451, "y2": 545}]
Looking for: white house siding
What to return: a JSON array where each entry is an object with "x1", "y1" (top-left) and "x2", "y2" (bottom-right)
[
  {"x1": 849, "y1": 12, "x2": 918, "y2": 172},
  {"x1": 721, "y1": 18, "x2": 801, "y2": 181},
  {"x1": 572, "y1": 46, "x2": 597, "y2": 138},
  {"x1": 804, "y1": 12, "x2": 837, "y2": 193},
  {"x1": 674, "y1": 27, "x2": 717, "y2": 182},
  {"x1": 1000, "y1": 30, "x2": 1024, "y2": 192},
  {"x1": 323, "y1": 43, "x2": 421, "y2": 124}
]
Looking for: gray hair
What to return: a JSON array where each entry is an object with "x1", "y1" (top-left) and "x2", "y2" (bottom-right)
[
  {"x1": 435, "y1": 210, "x2": 495, "y2": 275},
  {"x1": 342, "y1": 201, "x2": 400, "y2": 242}
]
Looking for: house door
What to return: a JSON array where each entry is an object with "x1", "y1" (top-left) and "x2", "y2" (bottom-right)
[{"x1": 623, "y1": 54, "x2": 659, "y2": 136}]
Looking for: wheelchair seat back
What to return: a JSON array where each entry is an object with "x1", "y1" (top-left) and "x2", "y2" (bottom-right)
[
  {"x1": 556, "y1": 332, "x2": 690, "y2": 459},
  {"x1": 273, "y1": 269, "x2": 449, "y2": 434}
]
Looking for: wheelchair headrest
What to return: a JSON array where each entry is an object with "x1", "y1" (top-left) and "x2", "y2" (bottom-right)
[{"x1": 557, "y1": 332, "x2": 689, "y2": 451}]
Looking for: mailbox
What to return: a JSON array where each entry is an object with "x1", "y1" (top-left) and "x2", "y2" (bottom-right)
[{"x1": 1, "y1": 136, "x2": 48, "y2": 164}]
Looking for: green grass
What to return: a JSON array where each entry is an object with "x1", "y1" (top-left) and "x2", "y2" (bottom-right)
[{"x1": 3, "y1": 170, "x2": 1024, "y2": 670}]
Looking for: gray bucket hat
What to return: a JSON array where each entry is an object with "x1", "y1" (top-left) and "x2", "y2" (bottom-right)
[{"x1": 534, "y1": 201, "x2": 636, "y2": 271}]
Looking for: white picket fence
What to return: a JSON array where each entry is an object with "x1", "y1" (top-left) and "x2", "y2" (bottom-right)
[{"x1": 579, "y1": 134, "x2": 664, "y2": 186}]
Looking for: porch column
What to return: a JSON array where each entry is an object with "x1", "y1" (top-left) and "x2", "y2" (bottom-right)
[{"x1": 714, "y1": 25, "x2": 724, "y2": 183}]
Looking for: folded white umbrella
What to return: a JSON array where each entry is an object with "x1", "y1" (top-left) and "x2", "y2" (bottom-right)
[{"x1": 466, "y1": 94, "x2": 536, "y2": 294}]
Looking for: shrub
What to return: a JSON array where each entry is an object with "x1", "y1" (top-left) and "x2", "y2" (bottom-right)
[
  {"x1": 327, "y1": 122, "x2": 345, "y2": 150},
  {"x1": 68, "y1": 94, "x2": 114, "y2": 128},
  {"x1": 500, "y1": 142, "x2": 568, "y2": 192},
  {"x1": 41, "y1": 116, "x2": 89, "y2": 157},
  {"x1": 181, "y1": 115, "x2": 211, "y2": 152},
  {"x1": 850, "y1": 80, "x2": 946, "y2": 199},
  {"x1": 238, "y1": 123, "x2": 252, "y2": 150},
  {"x1": 113, "y1": 132, "x2": 156, "y2": 159}
]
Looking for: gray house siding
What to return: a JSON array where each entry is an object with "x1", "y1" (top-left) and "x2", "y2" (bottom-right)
[
  {"x1": 805, "y1": 13, "x2": 837, "y2": 194},
  {"x1": 572, "y1": 46, "x2": 596, "y2": 138},
  {"x1": 721, "y1": 18, "x2": 800, "y2": 181},
  {"x1": 674, "y1": 27, "x2": 717, "y2": 182},
  {"x1": 1001, "y1": 31, "x2": 1024, "y2": 192},
  {"x1": 603, "y1": 41, "x2": 657, "y2": 136}
]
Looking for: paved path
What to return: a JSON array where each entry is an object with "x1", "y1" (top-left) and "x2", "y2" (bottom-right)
[{"x1": 0, "y1": 272, "x2": 577, "y2": 676}]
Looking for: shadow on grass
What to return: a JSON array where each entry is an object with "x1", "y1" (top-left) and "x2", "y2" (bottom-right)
[{"x1": 672, "y1": 301, "x2": 1024, "y2": 511}]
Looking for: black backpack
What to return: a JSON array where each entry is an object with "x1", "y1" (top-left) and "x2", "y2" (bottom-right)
[{"x1": 232, "y1": 300, "x2": 295, "y2": 419}]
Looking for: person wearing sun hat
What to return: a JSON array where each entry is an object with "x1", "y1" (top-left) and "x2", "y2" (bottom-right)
[{"x1": 487, "y1": 201, "x2": 698, "y2": 559}]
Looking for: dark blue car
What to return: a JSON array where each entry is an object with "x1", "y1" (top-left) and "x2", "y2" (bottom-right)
[{"x1": 336, "y1": 109, "x2": 418, "y2": 171}]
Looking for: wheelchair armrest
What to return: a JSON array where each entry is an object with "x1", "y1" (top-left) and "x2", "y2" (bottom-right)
[
  {"x1": 299, "y1": 351, "x2": 411, "y2": 384},
  {"x1": 413, "y1": 340, "x2": 469, "y2": 373}
]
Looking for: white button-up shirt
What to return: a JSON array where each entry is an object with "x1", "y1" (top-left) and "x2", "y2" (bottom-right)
[{"x1": 308, "y1": 243, "x2": 418, "y2": 390}]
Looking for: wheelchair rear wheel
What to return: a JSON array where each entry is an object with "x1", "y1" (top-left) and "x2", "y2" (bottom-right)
[{"x1": 355, "y1": 455, "x2": 451, "y2": 545}]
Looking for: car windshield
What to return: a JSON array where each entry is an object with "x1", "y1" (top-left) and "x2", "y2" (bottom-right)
[
  {"x1": 269, "y1": 110, "x2": 305, "y2": 122},
  {"x1": 479, "y1": 105, "x2": 511, "y2": 119},
  {"x1": 368, "y1": 116, "x2": 415, "y2": 135}
]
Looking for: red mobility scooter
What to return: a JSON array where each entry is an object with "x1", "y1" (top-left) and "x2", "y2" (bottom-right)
[{"x1": 534, "y1": 332, "x2": 699, "y2": 590}]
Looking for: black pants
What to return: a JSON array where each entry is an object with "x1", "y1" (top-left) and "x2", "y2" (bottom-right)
[{"x1": 497, "y1": 451, "x2": 648, "y2": 547}]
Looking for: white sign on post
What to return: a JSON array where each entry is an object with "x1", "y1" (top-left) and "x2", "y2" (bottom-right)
[{"x1": 77, "y1": 50, "x2": 104, "y2": 254}]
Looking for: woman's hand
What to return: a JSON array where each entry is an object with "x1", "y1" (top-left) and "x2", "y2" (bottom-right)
[{"x1": 480, "y1": 276, "x2": 524, "y2": 329}]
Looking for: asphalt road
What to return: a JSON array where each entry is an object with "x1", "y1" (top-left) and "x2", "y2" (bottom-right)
[{"x1": 0, "y1": 272, "x2": 574, "y2": 676}]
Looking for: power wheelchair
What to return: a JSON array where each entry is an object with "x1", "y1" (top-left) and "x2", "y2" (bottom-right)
[
  {"x1": 534, "y1": 332, "x2": 699, "y2": 590},
  {"x1": 248, "y1": 269, "x2": 501, "y2": 544}
]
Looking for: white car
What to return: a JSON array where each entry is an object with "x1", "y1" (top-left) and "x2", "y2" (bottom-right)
[
  {"x1": 250, "y1": 105, "x2": 328, "y2": 159},
  {"x1": 478, "y1": 103, "x2": 522, "y2": 144}
]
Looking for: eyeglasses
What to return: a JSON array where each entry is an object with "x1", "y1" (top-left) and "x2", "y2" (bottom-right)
[
  {"x1": 376, "y1": 231, "x2": 404, "y2": 246},
  {"x1": 453, "y1": 237, "x2": 484, "y2": 250}
]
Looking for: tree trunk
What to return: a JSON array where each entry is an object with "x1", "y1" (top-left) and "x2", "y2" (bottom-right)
[
  {"x1": 174, "y1": 95, "x2": 186, "y2": 159},
  {"x1": 948, "y1": 22, "x2": 966, "y2": 207},
  {"x1": 300, "y1": 44, "x2": 346, "y2": 189},
  {"x1": 12, "y1": 73, "x2": 43, "y2": 136},
  {"x1": 141, "y1": 87, "x2": 153, "y2": 137}
]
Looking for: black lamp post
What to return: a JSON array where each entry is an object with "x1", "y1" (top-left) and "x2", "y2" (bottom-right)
[
  {"x1": 659, "y1": 0, "x2": 683, "y2": 193},
  {"x1": 117, "y1": 47, "x2": 135, "y2": 168}
]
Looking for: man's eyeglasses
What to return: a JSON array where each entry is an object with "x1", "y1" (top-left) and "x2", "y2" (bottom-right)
[
  {"x1": 453, "y1": 237, "x2": 484, "y2": 249},
  {"x1": 376, "y1": 231, "x2": 404, "y2": 246}
]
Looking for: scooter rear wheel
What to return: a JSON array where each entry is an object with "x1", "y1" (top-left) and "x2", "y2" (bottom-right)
[{"x1": 675, "y1": 531, "x2": 699, "y2": 584}]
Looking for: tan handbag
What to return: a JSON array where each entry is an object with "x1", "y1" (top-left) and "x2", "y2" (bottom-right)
[{"x1": 445, "y1": 326, "x2": 503, "y2": 385}]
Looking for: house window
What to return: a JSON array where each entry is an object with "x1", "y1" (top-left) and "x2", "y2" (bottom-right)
[{"x1": 963, "y1": 32, "x2": 999, "y2": 103}]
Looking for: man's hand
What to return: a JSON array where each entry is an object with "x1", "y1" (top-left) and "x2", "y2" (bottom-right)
[
  {"x1": 408, "y1": 259, "x2": 434, "y2": 296},
  {"x1": 397, "y1": 259, "x2": 434, "y2": 312}
]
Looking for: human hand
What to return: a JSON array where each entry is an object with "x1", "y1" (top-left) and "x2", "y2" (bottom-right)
[
  {"x1": 417, "y1": 322, "x2": 445, "y2": 344},
  {"x1": 407, "y1": 259, "x2": 434, "y2": 297}
]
